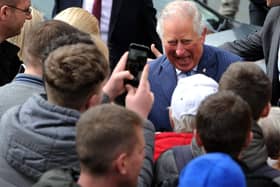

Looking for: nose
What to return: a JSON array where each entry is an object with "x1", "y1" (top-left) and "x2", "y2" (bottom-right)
[{"x1": 175, "y1": 42, "x2": 185, "y2": 56}]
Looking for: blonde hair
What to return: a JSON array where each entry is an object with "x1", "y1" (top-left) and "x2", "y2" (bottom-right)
[
  {"x1": 54, "y1": 7, "x2": 100, "y2": 35},
  {"x1": 7, "y1": 7, "x2": 44, "y2": 60},
  {"x1": 54, "y1": 7, "x2": 108, "y2": 61}
]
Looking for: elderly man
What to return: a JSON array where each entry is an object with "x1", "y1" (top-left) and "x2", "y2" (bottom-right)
[
  {"x1": 0, "y1": 0, "x2": 32, "y2": 85},
  {"x1": 148, "y1": 0, "x2": 242, "y2": 131}
]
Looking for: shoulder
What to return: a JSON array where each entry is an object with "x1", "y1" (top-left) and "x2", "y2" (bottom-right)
[
  {"x1": 148, "y1": 55, "x2": 168, "y2": 70},
  {"x1": 0, "y1": 41, "x2": 20, "y2": 53},
  {"x1": 0, "y1": 105, "x2": 21, "y2": 125},
  {"x1": 155, "y1": 149, "x2": 179, "y2": 186},
  {"x1": 148, "y1": 55, "x2": 173, "y2": 76},
  {"x1": 33, "y1": 168, "x2": 80, "y2": 187},
  {"x1": 267, "y1": 6, "x2": 280, "y2": 19},
  {"x1": 204, "y1": 45, "x2": 242, "y2": 62},
  {"x1": 262, "y1": 7, "x2": 280, "y2": 31}
]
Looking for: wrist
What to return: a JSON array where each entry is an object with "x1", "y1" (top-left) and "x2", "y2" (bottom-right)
[{"x1": 101, "y1": 92, "x2": 111, "y2": 103}]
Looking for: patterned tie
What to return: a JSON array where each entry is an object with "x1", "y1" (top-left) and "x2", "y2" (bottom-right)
[
  {"x1": 92, "y1": 0, "x2": 102, "y2": 24},
  {"x1": 185, "y1": 71, "x2": 192, "y2": 76}
]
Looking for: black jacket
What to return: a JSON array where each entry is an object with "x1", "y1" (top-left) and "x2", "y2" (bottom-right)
[{"x1": 0, "y1": 41, "x2": 22, "y2": 86}]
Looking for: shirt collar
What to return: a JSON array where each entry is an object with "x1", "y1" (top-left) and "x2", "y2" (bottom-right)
[{"x1": 175, "y1": 65, "x2": 198, "y2": 76}]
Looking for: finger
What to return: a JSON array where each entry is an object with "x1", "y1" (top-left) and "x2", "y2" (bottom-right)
[
  {"x1": 115, "y1": 70, "x2": 134, "y2": 81},
  {"x1": 125, "y1": 84, "x2": 136, "y2": 95},
  {"x1": 112, "y1": 52, "x2": 128, "y2": 73},
  {"x1": 138, "y1": 64, "x2": 149, "y2": 88},
  {"x1": 151, "y1": 44, "x2": 162, "y2": 58}
]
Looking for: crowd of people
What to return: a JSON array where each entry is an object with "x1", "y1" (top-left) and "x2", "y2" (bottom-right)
[{"x1": 0, "y1": 0, "x2": 279, "y2": 187}]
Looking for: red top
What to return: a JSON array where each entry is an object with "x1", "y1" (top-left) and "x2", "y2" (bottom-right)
[{"x1": 154, "y1": 132, "x2": 193, "y2": 161}]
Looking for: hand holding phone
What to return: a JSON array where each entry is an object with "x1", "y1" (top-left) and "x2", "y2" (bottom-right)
[{"x1": 125, "y1": 43, "x2": 150, "y2": 87}]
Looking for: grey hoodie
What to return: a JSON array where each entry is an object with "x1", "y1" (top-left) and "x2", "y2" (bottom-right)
[
  {"x1": 0, "y1": 94, "x2": 80, "y2": 186},
  {"x1": 0, "y1": 93, "x2": 155, "y2": 187}
]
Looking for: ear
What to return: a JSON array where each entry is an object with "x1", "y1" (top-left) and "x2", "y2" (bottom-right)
[
  {"x1": 115, "y1": 153, "x2": 128, "y2": 175},
  {"x1": 0, "y1": 5, "x2": 11, "y2": 20},
  {"x1": 84, "y1": 94, "x2": 102, "y2": 110},
  {"x1": 200, "y1": 27, "x2": 207, "y2": 43},
  {"x1": 244, "y1": 131, "x2": 253, "y2": 149},
  {"x1": 260, "y1": 102, "x2": 271, "y2": 118},
  {"x1": 194, "y1": 129, "x2": 203, "y2": 147}
]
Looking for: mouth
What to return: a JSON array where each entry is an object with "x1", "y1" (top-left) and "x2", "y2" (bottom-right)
[{"x1": 174, "y1": 55, "x2": 192, "y2": 64}]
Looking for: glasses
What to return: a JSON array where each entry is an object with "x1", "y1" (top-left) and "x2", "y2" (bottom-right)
[{"x1": 6, "y1": 5, "x2": 32, "y2": 15}]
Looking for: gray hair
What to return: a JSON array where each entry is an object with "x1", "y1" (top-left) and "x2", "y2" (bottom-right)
[
  {"x1": 259, "y1": 107, "x2": 280, "y2": 159},
  {"x1": 172, "y1": 114, "x2": 196, "y2": 133},
  {"x1": 157, "y1": 0, "x2": 204, "y2": 39}
]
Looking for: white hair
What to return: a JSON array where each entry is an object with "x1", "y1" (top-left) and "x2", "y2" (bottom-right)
[
  {"x1": 172, "y1": 114, "x2": 196, "y2": 133},
  {"x1": 157, "y1": 0, "x2": 205, "y2": 39}
]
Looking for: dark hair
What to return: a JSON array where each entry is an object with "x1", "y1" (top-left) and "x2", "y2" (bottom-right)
[
  {"x1": 76, "y1": 104, "x2": 143, "y2": 174},
  {"x1": 219, "y1": 62, "x2": 272, "y2": 120},
  {"x1": 41, "y1": 31, "x2": 94, "y2": 62},
  {"x1": 196, "y1": 91, "x2": 252, "y2": 157}
]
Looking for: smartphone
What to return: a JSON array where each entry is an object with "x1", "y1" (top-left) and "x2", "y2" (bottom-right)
[{"x1": 125, "y1": 43, "x2": 150, "y2": 87}]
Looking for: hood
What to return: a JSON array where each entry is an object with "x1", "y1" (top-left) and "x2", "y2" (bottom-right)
[
  {"x1": 240, "y1": 122, "x2": 268, "y2": 170},
  {"x1": 0, "y1": 94, "x2": 80, "y2": 181}
]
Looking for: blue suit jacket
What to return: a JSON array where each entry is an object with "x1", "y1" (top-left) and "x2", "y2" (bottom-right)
[{"x1": 148, "y1": 45, "x2": 242, "y2": 131}]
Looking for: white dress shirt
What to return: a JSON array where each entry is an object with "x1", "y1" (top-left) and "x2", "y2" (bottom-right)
[{"x1": 82, "y1": 0, "x2": 112, "y2": 42}]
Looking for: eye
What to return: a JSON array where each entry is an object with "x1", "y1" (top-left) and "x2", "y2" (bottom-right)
[
  {"x1": 181, "y1": 39, "x2": 193, "y2": 45},
  {"x1": 167, "y1": 40, "x2": 177, "y2": 46}
]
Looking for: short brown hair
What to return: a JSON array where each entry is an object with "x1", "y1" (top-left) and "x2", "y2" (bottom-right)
[
  {"x1": 219, "y1": 62, "x2": 272, "y2": 120},
  {"x1": 76, "y1": 104, "x2": 144, "y2": 175},
  {"x1": 25, "y1": 20, "x2": 83, "y2": 64},
  {"x1": 196, "y1": 91, "x2": 252, "y2": 157},
  {"x1": 43, "y1": 42, "x2": 109, "y2": 109}
]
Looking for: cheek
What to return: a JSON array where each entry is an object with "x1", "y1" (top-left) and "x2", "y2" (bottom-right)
[
  {"x1": 163, "y1": 45, "x2": 173, "y2": 54},
  {"x1": 192, "y1": 45, "x2": 203, "y2": 59}
]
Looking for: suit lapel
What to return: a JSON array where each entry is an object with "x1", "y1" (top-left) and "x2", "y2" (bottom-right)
[
  {"x1": 197, "y1": 46, "x2": 218, "y2": 81},
  {"x1": 267, "y1": 18, "x2": 280, "y2": 81},
  {"x1": 108, "y1": 0, "x2": 123, "y2": 41},
  {"x1": 157, "y1": 60, "x2": 177, "y2": 102}
]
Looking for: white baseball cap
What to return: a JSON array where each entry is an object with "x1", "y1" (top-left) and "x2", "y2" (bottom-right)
[{"x1": 171, "y1": 74, "x2": 218, "y2": 120}]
